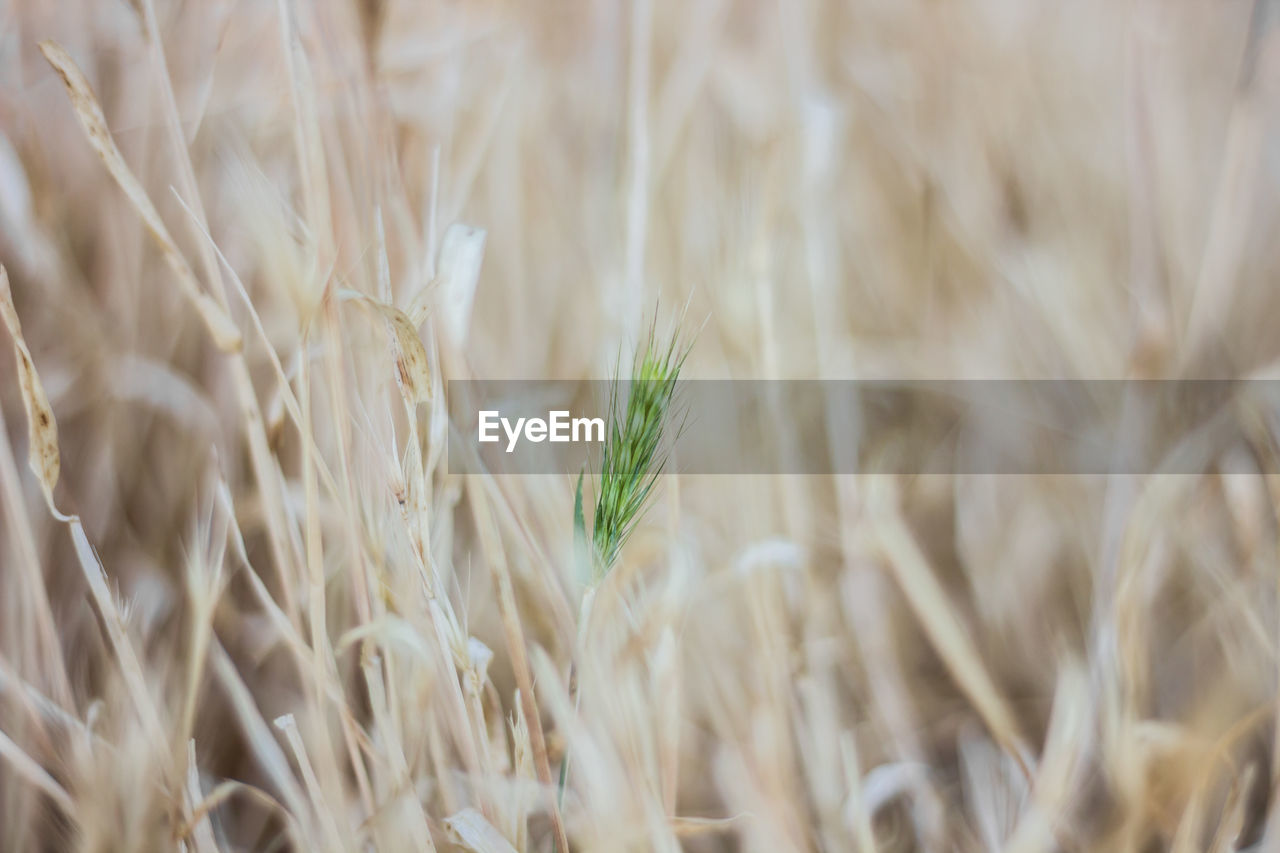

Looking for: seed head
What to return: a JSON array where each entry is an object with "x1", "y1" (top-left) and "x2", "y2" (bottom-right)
[{"x1": 590, "y1": 326, "x2": 689, "y2": 576}]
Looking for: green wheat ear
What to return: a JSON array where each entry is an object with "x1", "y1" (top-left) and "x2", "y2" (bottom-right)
[{"x1": 589, "y1": 325, "x2": 689, "y2": 578}]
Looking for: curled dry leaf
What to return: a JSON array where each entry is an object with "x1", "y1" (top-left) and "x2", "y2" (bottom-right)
[
  {"x1": 37, "y1": 40, "x2": 242, "y2": 353},
  {"x1": 1, "y1": 268, "x2": 167, "y2": 754},
  {"x1": 0, "y1": 266, "x2": 60, "y2": 513},
  {"x1": 340, "y1": 290, "x2": 432, "y2": 405}
]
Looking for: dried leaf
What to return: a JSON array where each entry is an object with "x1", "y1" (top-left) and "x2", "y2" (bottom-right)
[
  {"x1": 444, "y1": 808, "x2": 519, "y2": 853},
  {"x1": 0, "y1": 266, "x2": 60, "y2": 512},
  {"x1": 37, "y1": 41, "x2": 241, "y2": 352},
  {"x1": 340, "y1": 290, "x2": 432, "y2": 405},
  {"x1": 384, "y1": 305, "x2": 432, "y2": 405},
  {"x1": 419, "y1": 222, "x2": 485, "y2": 338}
]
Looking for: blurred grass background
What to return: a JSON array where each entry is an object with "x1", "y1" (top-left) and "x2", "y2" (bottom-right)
[{"x1": 3, "y1": 0, "x2": 1280, "y2": 850}]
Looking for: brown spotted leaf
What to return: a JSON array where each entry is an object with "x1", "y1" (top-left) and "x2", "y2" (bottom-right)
[
  {"x1": 0, "y1": 266, "x2": 60, "y2": 512},
  {"x1": 383, "y1": 304, "x2": 432, "y2": 406}
]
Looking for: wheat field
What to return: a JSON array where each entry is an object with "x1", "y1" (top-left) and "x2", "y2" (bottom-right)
[{"x1": 2, "y1": 0, "x2": 1280, "y2": 850}]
